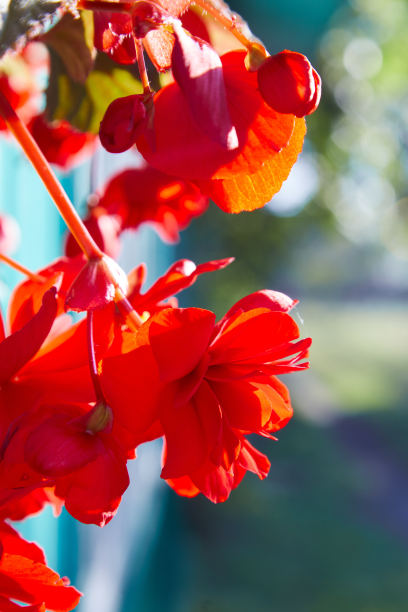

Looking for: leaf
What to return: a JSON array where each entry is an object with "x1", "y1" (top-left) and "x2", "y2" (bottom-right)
[
  {"x1": 42, "y1": 11, "x2": 95, "y2": 84},
  {"x1": 46, "y1": 51, "x2": 143, "y2": 133},
  {"x1": 0, "y1": 0, "x2": 70, "y2": 58}
]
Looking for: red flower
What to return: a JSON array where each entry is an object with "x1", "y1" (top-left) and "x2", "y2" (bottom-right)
[
  {"x1": 0, "y1": 521, "x2": 81, "y2": 610},
  {"x1": 101, "y1": 290, "x2": 310, "y2": 501},
  {"x1": 93, "y1": 1, "x2": 195, "y2": 69},
  {"x1": 67, "y1": 165, "x2": 209, "y2": 250},
  {"x1": 136, "y1": 50, "x2": 306, "y2": 212},
  {"x1": 28, "y1": 114, "x2": 96, "y2": 170},
  {"x1": 0, "y1": 402, "x2": 129, "y2": 526}
]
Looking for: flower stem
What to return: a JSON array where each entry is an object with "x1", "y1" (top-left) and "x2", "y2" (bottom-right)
[
  {"x1": 136, "y1": 40, "x2": 151, "y2": 93},
  {"x1": 0, "y1": 253, "x2": 46, "y2": 282},
  {"x1": 194, "y1": 0, "x2": 253, "y2": 49},
  {"x1": 0, "y1": 89, "x2": 103, "y2": 260},
  {"x1": 115, "y1": 289, "x2": 143, "y2": 330},
  {"x1": 87, "y1": 310, "x2": 106, "y2": 403}
]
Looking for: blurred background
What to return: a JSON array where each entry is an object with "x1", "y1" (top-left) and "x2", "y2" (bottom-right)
[{"x1": 2, "y1": 0, "x2": 408, "y2": 610}]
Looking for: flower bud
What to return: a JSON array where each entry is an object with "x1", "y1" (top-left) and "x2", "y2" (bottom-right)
[
  {"x1": 99, "y1": 94, "x2": 148, "y2": 153},
  {"x1": 65, "y1": 255, "x2": 129, "y2": 312},
  {"x1": 257, "y1": 50, "x2": 321, "y2": 117}
]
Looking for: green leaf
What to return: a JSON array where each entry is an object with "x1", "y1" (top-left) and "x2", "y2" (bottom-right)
[
  {"x1": 46, "y1": 51, "x2": 143, "y2": 133},
  {"x1": 0, "y1": 0, "x2": 71, "y2": 57}
]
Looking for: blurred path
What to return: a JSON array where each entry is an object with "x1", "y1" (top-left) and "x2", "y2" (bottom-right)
[{"x1": 292, "y1": 374, "x2": 408, "y2": 545}]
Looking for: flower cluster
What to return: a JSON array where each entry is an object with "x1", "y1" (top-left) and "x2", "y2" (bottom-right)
[{"x1": 0, "y1": 0, "x2": 319, "y2": 608}]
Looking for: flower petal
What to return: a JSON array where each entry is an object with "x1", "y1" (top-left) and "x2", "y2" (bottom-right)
[{"x1": 149, "y1": 308, "x2": 215, "y2": 381}]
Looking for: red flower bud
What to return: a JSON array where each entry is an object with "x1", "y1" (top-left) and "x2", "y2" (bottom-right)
[
  {"x1": 257, "y1": 50, "x2": 321, "y2": 117},
  {"x1": 99, "y1": 94, "x2": 148, "y2": 153},
  {"x1": 65, "y1": 255, "x2": 129, "y2": 312}
]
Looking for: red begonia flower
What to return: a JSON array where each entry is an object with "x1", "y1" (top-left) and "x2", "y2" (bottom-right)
[
  {"x1": 93, "y1": 11, "x2": 137, "y2": 64},
  {"x1": 257, "y1": 50, "x2": 321, "y2": 117},
  {"x1": 86, "y1": 165, "x2": 209, "y2": 244},
  {"x1": 0, "y1": 521, "x2": 81, "y2": 610},
  {"x1": 28, "y1": 114, "x2": 96, "y2": 170},
  {"x1": 93, "y1": 0, "x2": 193, "y2": 69},
  {"x1": 0, "y1": 403, "x2": 129, "y2": 526},
  {"x1": 100, "y1": 291, "x2": 310, "y2": 501},
  {"x1": 137, "y1": 50, "x2": 305, "y2": 211}
]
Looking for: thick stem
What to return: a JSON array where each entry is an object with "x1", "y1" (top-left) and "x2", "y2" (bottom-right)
[
  {"x1": 194, "y1": 0, "x2": 253, "y2": 49},
  {"x1": 0, "y1": 253, "x2": 45, "y2": 282},
  {"x1": 0, "y1": 90, "x2": 103, "y2": 260}
]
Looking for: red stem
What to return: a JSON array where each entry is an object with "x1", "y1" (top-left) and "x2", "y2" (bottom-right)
[
  {"x1": 86, "y1": 311, "x2": 106, "y2": 403},
  {"x1": 136, "y1": 40, "x2": 151, "y2": 93},
  {"x1": 0, "y1": 89, "x2": 103, "y2": 260}
]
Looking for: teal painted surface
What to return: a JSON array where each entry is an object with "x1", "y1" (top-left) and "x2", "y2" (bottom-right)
[{"x1": 0, "y1": 138, "x2": 89, "y2": 573}]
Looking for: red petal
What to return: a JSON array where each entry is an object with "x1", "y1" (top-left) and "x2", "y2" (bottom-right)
[
  {"x1": 209, "y1": 309, "x2": 300, "y2": 365},
  {"x1": 210, "y1": 379, "x2": 273, "y2": 432},
  {"x1": 149, "y1": 308, "x2": 215, "y2": 381},
  {"x1": 222, "y1": 289, "x2": 297, "y2": 318},
  {"x1": 135, "y1": 256, "x2": 233, "y2": 310},
  {"x1": 0, "y1": 288, "x2": 57, "y2": 385},
  {"x1": 93, "y1": 12, "x2": 136, "y2": 64},
  {"x1": 101, "y1": 344, "x2": 160, "y2": 445},
  {"x1": 237, "y1": 439, "x2": 270, "y2": 479},
  {"x1": 165, "y1": 474, "x2": 200, "y2": 497},
  {"x1": 0, "y1": 553, "x2": 81, "y2": 610},
  {"x1": 55, "y1": 447, "x2": 129, "y2": 526},
  {"x1": 180, "y1": 7, "x2": 211, "y2": 43},
  {"x1": 28, "y1": 114, "x2": 95, "y2": 170},
  {"x1": 24, "y1": 413, "x2": 103, "y2": 477},
  {"x1": 160, "y1": 395, "x2": 207, "y2": 479},
  {"x1": 96, "y1": 165, "x2": 208, "y2": 242},
  {"x1": 0, "y1": 522, "x2": 45, "y2": 563},
  {"x1": 9, "y1": 256, "x2": 84, "y2": 333},
  {"x1": 197, "y1": 116, "x2": 306, "y2": 212},
  {"x1": 171, "y1": 22, "x2": 238, "y2": 149},
  {"x1": 191, "y1": 460, "x2": 243, "y2": 503}
]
